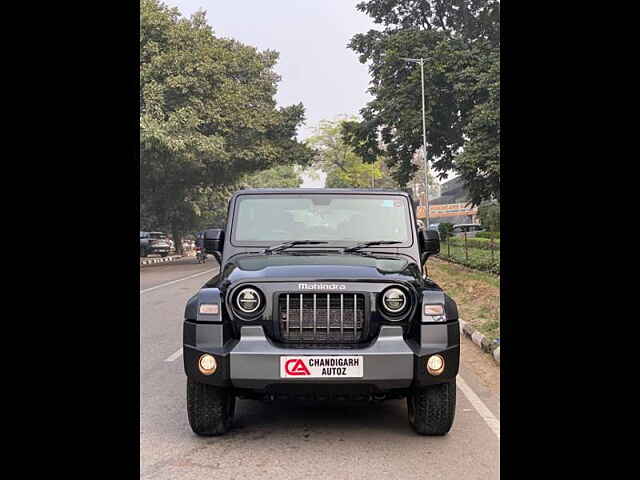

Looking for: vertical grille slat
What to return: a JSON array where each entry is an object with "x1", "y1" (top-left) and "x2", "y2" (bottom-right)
[
  {"x1": 286, "y1": 294, "x2": 290, "y2": 337},
  {"x1": 327, "y1": 294, "x2": 330, "y2": 337},
  {"x1": 340, "y1": 295, "x2": 344, "y2": 337},
  {"x1": 278, "y1": 292, "x2": 365, "y2": 344},
  {"x1": 353, "y1": 294, "x2": 357, "y2": 338}
]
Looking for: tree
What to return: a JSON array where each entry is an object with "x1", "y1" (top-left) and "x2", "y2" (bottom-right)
[
  {"x1": 342, "y1": 0, "x2": 500, "y2": 206},
  {"x1": 242, "y1": 164, "x2": 303, "y2": 189},
  {"x1": 140, "y1": 0, "x2": 313, "y2": 251},
  {"x1": 438, "y1": 223, "x2": 454, "y2": 241},
  {"x1": 408, "y1": 149, "x2": 441, "y2": 200},
  {"x1": 478, "y1": 202, "x2": 500, "y2": 231},
  {"x1": 306, "y1": 117, "x2": 399, "y2": 189}
]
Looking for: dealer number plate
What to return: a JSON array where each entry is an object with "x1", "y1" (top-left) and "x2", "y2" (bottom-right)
[{"x1": 280, "y1": 356, "x2": 364, "y2": 378}]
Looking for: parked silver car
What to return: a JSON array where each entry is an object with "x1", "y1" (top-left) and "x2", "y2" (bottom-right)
[
  {"x1": 452, "y1": 224, "x2": 485, "y2": 238},
  {"x1": 140, "y1": 231, "x2": 171, "y2": 257}
]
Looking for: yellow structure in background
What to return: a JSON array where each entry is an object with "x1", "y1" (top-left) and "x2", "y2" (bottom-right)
[{"x1": 417, "y1": 203, "x2": 478, "y2": 219}]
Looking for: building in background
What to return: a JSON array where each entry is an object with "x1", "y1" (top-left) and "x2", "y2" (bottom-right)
[{"x1": 419, "y1": 176, "x2": 479, "y2": 226}]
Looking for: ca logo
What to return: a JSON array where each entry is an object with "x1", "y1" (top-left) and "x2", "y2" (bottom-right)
[{"x1": 284, "y1": 359, "x2": 310, "y2": 376}]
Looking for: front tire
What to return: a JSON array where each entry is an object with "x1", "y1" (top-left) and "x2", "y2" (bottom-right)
[
  {"x1": 187, "y1": 378, "x2": 235, "y2": 436},
  {"x1": 407, "y1": 381, "x2": 456, "y2": 435}
]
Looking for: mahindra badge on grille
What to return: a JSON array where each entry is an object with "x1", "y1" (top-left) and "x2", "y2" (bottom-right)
[{"x1": 298, "y1": 283, "x2": 347, "y2": 290}]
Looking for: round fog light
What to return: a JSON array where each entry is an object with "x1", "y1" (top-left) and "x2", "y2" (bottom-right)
[
  {"x1": 198, "y1": 354, "x2": 217, "y2": 375},
  {"x1": 426, "y1": 354, "x2": 445, "y2": 375}
]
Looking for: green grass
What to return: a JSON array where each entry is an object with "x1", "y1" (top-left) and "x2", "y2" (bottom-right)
[
  {"x1": 446, "y1": 236, "x2": 500, "y2": 250},
  {"x1": 437, "y1": 239, "x2": 500, "y2": 275},
  {"x1": 428, "y1": 257, "x2": 500, "y2": 343},
  {"x1": 477, "y1": 318, "x2": 500, "y2": 341}
]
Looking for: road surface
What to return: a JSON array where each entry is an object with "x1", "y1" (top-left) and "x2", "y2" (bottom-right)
[{"x1": 140, "y1": 257, "x2": 500, "y2": 479}]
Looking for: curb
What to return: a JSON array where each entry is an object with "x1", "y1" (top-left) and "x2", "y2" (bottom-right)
[
  {"x1": 459, "y1": 318, "x2": 500, "y2": 366},
  {"x1": 140, "y1": 255, "x2": 184, "y2": 266}
]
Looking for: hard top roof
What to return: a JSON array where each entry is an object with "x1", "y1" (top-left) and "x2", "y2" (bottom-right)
[{"x1": 231, "y1": 188, "x2": 411, "y2": 198}]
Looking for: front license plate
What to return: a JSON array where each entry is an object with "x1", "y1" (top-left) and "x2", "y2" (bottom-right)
[{"x1": 280, "y1": 356, "x2": 363, "y2": 378}]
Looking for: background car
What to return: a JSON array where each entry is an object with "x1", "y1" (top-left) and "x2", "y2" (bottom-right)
[
  {"x1": 452, "y1": 224, "x2": 486, "y2": 238},
  {"x1": 140, "y1": 231, "x2": 171, "y2": 257}
]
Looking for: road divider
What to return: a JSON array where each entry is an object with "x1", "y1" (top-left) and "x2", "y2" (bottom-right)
[{"x1": 140, "y1": 255, "x2": 183, "y2": 266}]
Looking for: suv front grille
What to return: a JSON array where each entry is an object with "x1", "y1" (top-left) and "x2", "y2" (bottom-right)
[{"x1": 278, "y1": 293, "x2": 366, "y2": 344}]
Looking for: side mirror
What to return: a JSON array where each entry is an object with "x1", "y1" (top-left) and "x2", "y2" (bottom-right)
[
  {"x1": 203, "y1": 229, "x2": 224, "y2": 256},
  {"x1": 420, "y1": 229, "x2": 440, "y2": 265}
]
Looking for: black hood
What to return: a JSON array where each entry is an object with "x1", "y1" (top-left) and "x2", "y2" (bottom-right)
[{"x1": 212, "y1": 252, "x2": 426, "y2": 289}]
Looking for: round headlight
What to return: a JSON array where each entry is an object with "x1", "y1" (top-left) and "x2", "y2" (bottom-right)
[
  {"x1": 382, "y1": 288, "x2": 407, "y2": 313},
  {"x1": 236, "y1": 287, "x2": 261, "y2": 313}
]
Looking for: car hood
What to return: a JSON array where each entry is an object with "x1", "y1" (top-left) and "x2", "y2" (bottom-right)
[{"x1": 212, "y1": 252, "x2": 426, "y2": 289}]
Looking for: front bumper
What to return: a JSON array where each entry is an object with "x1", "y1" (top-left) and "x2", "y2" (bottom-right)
[{"x1": 184, "y1": 322, "x2": 459, "y2": 391}]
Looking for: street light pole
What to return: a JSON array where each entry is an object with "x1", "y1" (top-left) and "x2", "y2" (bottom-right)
[{"x1": 402, "y1": 57, "x2": 430, "y2": 228}]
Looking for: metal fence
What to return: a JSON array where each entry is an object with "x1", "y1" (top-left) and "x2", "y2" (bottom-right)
[{"x1": 438, "y1": 232, "x2": 500, "y2": 275}]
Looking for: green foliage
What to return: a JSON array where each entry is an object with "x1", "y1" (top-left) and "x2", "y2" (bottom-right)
[
  {"x1": 306, "y1": 117, "x2": 400, "y2": 189},
  {"x1": 343, "y1": 0, "x2": 500, "y2": 205},
  {"x1": 438, "y1": 241, "x2": 500, "y2": 275},
  {"x1": 438, "y1": 222, "x2": 454, "y2": 241},
  {"x1": 140, "y1": 0, "x2": 313, "y2": 246},
  {"x1": 476, "y1": 231, "x2": 499, "y2": 240},
  {"x1": 241, "y1": 165, "x2": 303, "y2": 189},
  {"x1": 408, "y1": 154, "x2": 441, "y2": 199},
  {"x1": 447, "y1": 236, "x2": 500, "y2": 250},
  {"x1": 325, "y1": 159, "x2": 381, "y2": 189},
  {"x1": 478, "y1": 202, "x2": 500, "y2": 232}
]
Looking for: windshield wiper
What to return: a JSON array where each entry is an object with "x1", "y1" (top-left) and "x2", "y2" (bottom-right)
[
  {"x1": 343, "y1": 241, "x2": 402, "y2": 253},
  {"x1": 264, "y1": 240, "x2": 328, "y2": 254}
]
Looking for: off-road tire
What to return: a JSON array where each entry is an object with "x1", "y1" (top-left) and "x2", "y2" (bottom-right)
[
  {"x1": 407, "y1": 381, "x2": 456, "y2": 435},
  {"x1": 187, "y1": 378, "x2": 235, "y2": 436}
]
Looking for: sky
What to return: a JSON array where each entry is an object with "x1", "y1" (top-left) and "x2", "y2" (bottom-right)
[
  {"x1": 164, "y1": 1, "x2": 378, "y2": 187},
  {"x1": 163, "y1": 1, "x2": 449, "y2": 188},
  {"x1": 165, "y1": 0, "x2": 376, "y2": 138}
]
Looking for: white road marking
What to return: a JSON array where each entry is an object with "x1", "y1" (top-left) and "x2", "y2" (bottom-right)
[
  {"x1": 457, "y1": 374, "x2": 500, "y2": 439},
  {"x1": 140, "y1": 268, "x2": 218, "y2": 294},
  {"x1": 165, "y1": 348, "x2": 183, "y2": 362}
]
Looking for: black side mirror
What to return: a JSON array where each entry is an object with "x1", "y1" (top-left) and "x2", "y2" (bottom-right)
[
  {"x1": 420, "y1": 229, "x2": 440, "y2": 265},
  {"x1": 203, "y1": 229, "x2": 224, "y2": 256}
]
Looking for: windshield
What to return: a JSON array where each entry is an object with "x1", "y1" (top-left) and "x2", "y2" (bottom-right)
[
  {"x1": 150, "y1": 233, "x2": 167, "y2": 239},
  {"x1": 232, "y1": 194, "x2": 412, "y2": 245}
]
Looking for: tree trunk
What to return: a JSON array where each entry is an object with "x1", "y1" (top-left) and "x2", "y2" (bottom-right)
[{"x1": 172, "y1": 226, "x2": 184, "y2": 256}]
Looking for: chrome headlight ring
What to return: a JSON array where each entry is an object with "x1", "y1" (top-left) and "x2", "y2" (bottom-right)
[{"x1": 235, "y1": 287, "x2": 261, "y2": 314}]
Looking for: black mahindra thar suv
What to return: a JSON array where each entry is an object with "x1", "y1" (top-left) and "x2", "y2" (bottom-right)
[{"x1": 183, "y1": 189, "x2": 459, "y2": 435}]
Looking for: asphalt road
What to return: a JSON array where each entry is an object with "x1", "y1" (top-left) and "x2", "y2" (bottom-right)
[{"x1": 140, "y1": 258, "x2": 500, "y2": 479}]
